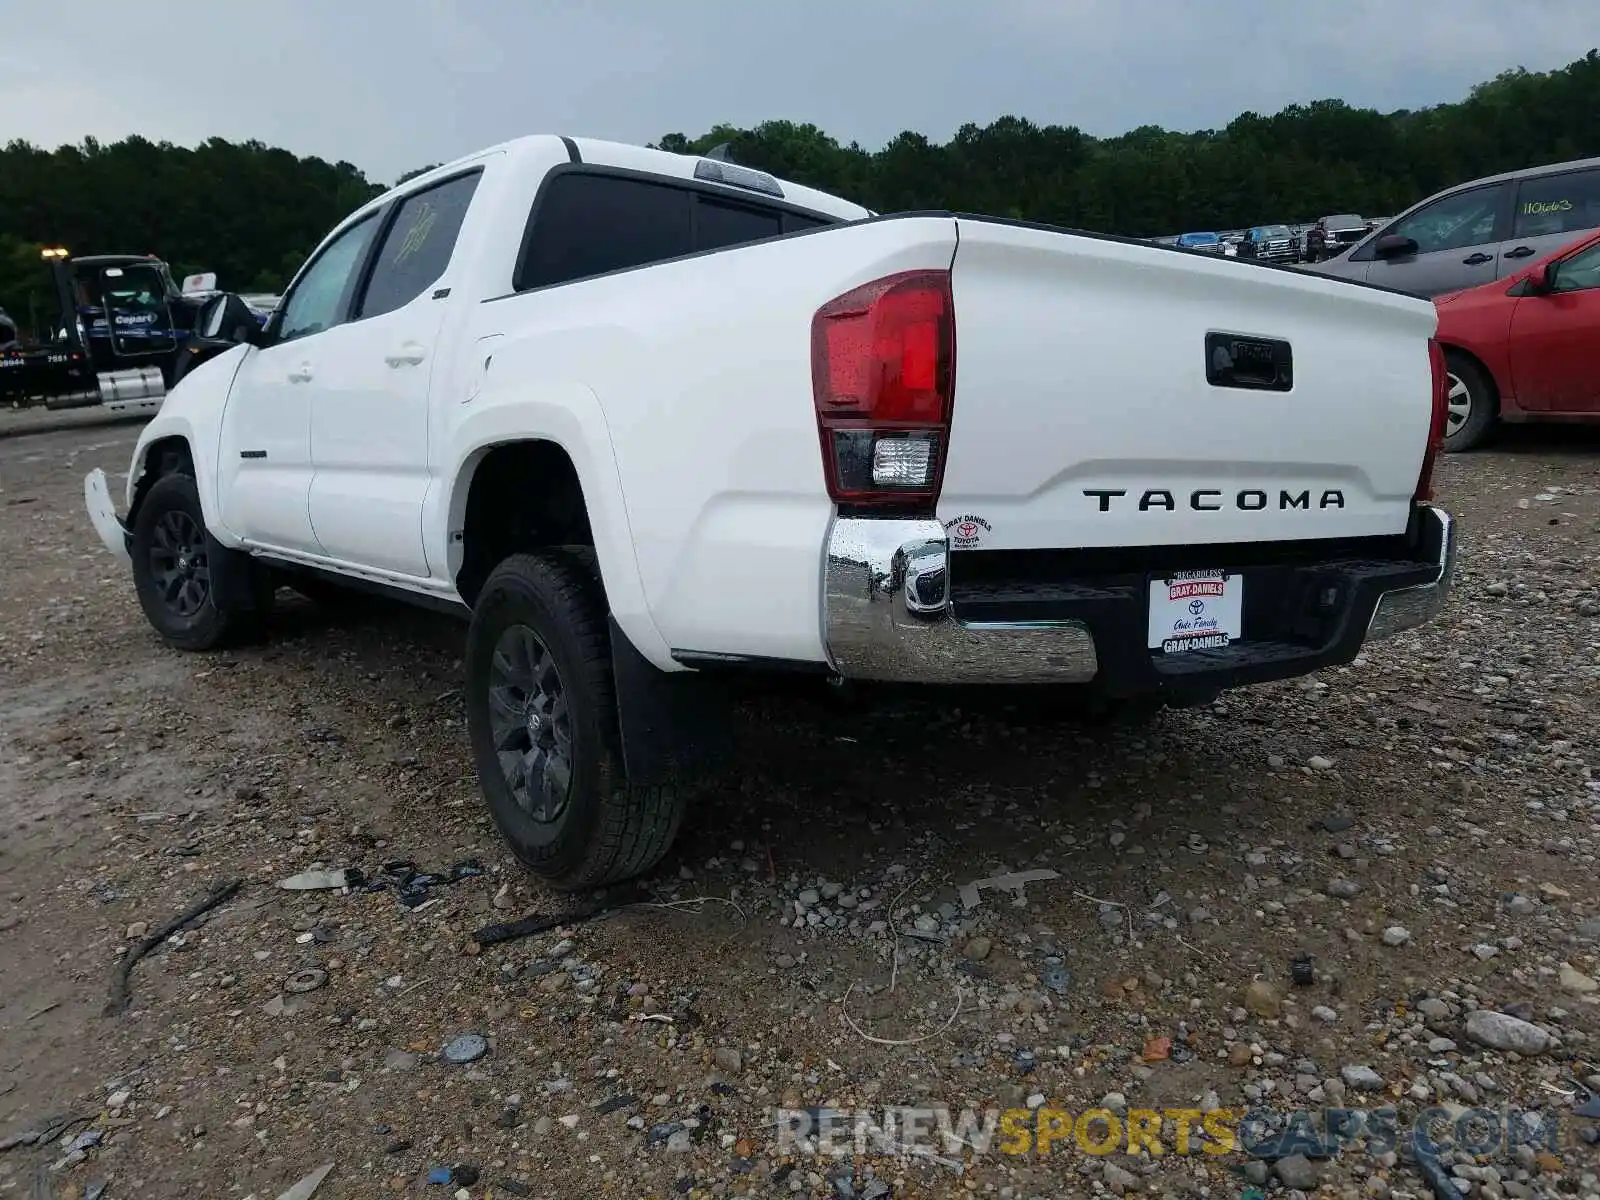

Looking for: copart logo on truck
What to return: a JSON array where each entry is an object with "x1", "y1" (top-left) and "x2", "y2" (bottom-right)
[{"x1": 1083, "y1": 488, "x2": 1345, "y2": 512}]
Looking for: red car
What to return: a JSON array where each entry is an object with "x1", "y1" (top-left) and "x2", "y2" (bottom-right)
[{"x1": 1433, "y1": 228, "x2": 1600, "y2": 451}]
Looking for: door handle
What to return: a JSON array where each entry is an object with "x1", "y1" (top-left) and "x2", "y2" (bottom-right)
[
  {"x1": 287, "y1": 363, "x2": 313, "y2": 383},
  {"x1": 1503, "y1": 245, "x2": 1536, "y2": 259},
  {"x1": 1462, "y1": 253, "x2": 1493, "y2": 266},
  {"x1": 384, "y1": 343, "x2": 427, "y2": 368}
]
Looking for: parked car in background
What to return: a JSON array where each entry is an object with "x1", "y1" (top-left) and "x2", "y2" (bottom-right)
[
  {"x1": 1175, "y1": 231, "x2": 1225, "y2": 254},
  {"x1": 1238, "y1": 225, "x2": 1300, "y2": 264},
  {"x1": 1312, "y1": 215, "x2": 1367, "y2": 259},
  {"x1": 1304, "y1": 157, "x2": 1600, "y2": 298},
  {"x1": 1432, "y1": 229, "x2": 1600, "y2": 450}
]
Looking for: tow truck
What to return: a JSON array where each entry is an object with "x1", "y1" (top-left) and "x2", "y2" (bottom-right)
[{"x1": 0, "y1": 249, "x2": 247, "y2": 412}]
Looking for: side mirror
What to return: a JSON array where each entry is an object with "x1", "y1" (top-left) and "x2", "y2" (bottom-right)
[
  {"x1": 1373, "y1": 234, "x2": 1418, "y2": 260},
  {"x1": 197, "y1": 293, "x2": 264, "y2": 346},
  {"x1": 181, "y1": 272, "x2": 218, "y2": 296},
  {"x1": 1529, "y1": 262, "x2": 1559, "y2": 294}
]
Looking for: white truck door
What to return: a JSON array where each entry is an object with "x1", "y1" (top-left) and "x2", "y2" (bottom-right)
[
  {"x1": 218, "y1": 211, "x2": 383, "y2": 554},
  {"x1": 305, "y1": 171, "x2": 482, "y2": 579}
]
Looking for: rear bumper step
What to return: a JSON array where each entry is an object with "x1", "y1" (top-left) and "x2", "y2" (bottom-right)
[{"x1": 823, "y1": 505, "x2": 1454, "y2": 695}]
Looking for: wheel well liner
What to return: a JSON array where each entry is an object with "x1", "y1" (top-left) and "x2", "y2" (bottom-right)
[
  {"x1": 127, "y1": 436, "x2": 196, "y2": 526},
  {"x1": 456, "y1": 440, "x2": 595, "y2": 605}
]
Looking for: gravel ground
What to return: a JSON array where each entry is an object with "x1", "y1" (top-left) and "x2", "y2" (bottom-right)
[{"x1": 1, "y1": 420, "x2": 1598, "y2": 1200}]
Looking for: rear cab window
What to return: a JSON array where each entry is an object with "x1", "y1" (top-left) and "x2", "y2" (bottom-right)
[{"x1": 515, "y1": 170, "x2": 840, "y2": 291}]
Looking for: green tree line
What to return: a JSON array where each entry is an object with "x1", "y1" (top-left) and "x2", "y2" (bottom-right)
[{"x1": 2, "y1": 51, "x2": 1596, "y2": 338}]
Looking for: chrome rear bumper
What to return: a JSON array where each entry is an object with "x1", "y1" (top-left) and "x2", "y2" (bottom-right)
[
  {"x1": 822, "y1": 517, "x2": 1098, "y2": 684},
  {"x1": 822, "y1": 505, "x2": 1456, "y2": 686}
]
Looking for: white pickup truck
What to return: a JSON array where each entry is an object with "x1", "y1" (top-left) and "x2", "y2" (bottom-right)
[{"x1": 84, "y1": 134, "x2": 1457, "y2": 889}]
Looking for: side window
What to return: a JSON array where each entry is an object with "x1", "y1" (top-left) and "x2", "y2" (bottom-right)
[
  {"x1": 517, "y1": 174, "x2": 692, "y2": 290},
  {"x1": 1552, "y1": 241, "x2": 1600, "y2": 293},
  {"x1": 1512, "y1": 169, "x2": 1600, "y2": 239},
  {"x1": 782, "y1": 212, "x2": 831, "y2": 234},
  {"x1": 1391, "y1": 183, "x2": 1509, "y2": 254},
  {"x1": 357, "y1": 172, "x2": 481, "y2": 319},
  {"x1": 276, "y1": 214, "x2": 380, "y2": 343},
  {"x1": 694, "y1": 196, "x2": 782, "y2": 251}
]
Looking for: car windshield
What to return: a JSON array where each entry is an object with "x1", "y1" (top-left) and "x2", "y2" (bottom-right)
[
  {"x1": 1257, "y1": 225, "x2": 1290, "y2": 239},
  {"x1": 1325, "y1": 215, "x2": 1363, "y2": 230},
  {"x1": 1181, "y1": 233, "x2": 1219, "y2": 245}
]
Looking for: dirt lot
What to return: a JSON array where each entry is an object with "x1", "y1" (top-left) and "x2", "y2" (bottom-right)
[{"x1": 1, "y1": 419, "x2": 1598, "y2": 1200}]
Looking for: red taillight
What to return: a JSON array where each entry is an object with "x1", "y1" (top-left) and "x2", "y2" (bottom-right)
[
  {"x1": 1416, "y1": 338, "x2": 1448, "y2": 502},
  {"x1": 811, "y1": 269, "x2": 955, "y2": 506}
]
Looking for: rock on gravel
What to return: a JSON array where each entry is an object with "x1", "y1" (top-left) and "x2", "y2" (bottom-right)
[
  {"x1": 1340, "y1": 1064, "x2": 1385, "y2": 1091},
  {"x1": 1464, "y1": 1010, "x2": 1551, "y2": 1056}
]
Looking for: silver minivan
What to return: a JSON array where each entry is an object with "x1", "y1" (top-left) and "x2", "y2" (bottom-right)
[{"x1": 1302, "y1": 156, "x2": 1600, "y2": 297}]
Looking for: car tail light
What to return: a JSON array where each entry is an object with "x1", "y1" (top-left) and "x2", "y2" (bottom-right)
[
  {"x1": 811, "y1": 269, "x2": 955, "y2": 507},
  {"x1": 1416, "y1": 338, "x2": 1448, "y2": 502}
]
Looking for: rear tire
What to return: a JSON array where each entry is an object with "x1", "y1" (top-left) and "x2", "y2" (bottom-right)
[
  {"x1": 465, "y1": 553, "x2": 684, "y2": 891},
  {"x1": 130, "y1": 473, "x2": 257, "y2": 650},
  {"x1": 1443, "y1": 352, "x2": 1496, "y2": 453}
]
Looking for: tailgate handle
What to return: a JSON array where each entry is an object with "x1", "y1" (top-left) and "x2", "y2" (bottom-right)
[{"x1": 1205, "y1": 333, "x2": 1292, "y2": 392}]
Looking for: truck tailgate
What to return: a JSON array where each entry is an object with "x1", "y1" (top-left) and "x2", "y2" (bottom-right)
[{"x1": 938, "y1": 219, "x2": 1439, "y2": 552}]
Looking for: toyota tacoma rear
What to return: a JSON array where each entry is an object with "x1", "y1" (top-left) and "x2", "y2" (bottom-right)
[
  {"x1": 82, "y1": 135, "x2": 1455, "y2": 892},
  {"x1": 818, "y1": 219, "x2": 1455, "y2": 705}
]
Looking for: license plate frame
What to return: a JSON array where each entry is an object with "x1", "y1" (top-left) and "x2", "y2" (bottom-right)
[{"x1": 1147, "y1": 569, "x2": 1243, "y2": 655}]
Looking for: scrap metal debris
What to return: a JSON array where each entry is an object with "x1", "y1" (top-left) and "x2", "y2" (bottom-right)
[
  {"x1": 958, "y1": 868, "x2": 1060, "y2": 911},
  {"x1": 277, "y1": 868, "x2": 362, "y2": 892},
  {"x1": 276, "y1": 859, "x2": 484, "y2": 907},
  {"x1": 274, "y1": 1162, "x2": 333, "y2": 1200},
  {"x1": 104, "y1": 879, "x2": 244, "y2": 1017},
  {"x1": 374, "y1": 858, "x2": 484, "y2": 908},
  {"x1": 284, "y1": 967, "x2": 329, "y2": 994}
]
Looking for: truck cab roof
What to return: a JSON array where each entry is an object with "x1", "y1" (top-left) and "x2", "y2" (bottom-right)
[{"x1": 370, "y1": 135, "x2": 874, "y2": 228}]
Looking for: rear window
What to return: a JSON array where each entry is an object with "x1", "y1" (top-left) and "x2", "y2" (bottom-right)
[
  {"x1": 695, "y1": 196, "x2": 781, "y2": 250},
  {"x1": 516, "y1": 171, "x2": 836, "y2": 291},
  {"x1": 517, "y1": 174, "x2": 693, "y2": 291}
]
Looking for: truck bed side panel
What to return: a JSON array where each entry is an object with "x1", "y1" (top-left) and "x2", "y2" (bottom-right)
[{"x1": 467, "y1": 216, "x2": 960, "y2": 664}]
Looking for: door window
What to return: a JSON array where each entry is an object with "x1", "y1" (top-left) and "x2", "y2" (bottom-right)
[
  {"x1": 1390, "y1": 183, "x2": 1508, "y2": 254},
  {"x1": 357, "y1": 172, "x2": 482, "y2": 319},
  {"x1": 275, "y1": 213, "x2": 381, "y2": 343},
  {"x1": 1552, "y1": 240, "x2": 1600, "y2": 293},
  {"x1": 1512, "y1": 169, "x2": 1600, "y2": 239}
]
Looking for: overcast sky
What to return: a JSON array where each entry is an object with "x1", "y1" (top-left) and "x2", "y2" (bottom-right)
[{"x1": 1, "y1": 0, "x2": 1591, "y2": 184}]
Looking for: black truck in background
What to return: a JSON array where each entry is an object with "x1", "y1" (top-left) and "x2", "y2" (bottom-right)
[{"x1": 1, "y1": 254, "x2": 266, "y2": 411}]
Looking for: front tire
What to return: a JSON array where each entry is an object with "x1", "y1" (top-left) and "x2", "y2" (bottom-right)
[
  {"x1": 1443, "y1": 353, "x2": 1496, "y2": 453},
  {"x1": 465, "y1": 553, "x2": 684, "y2": 891},
  {"x1": 130, "y1": 473, "x2": 256, "y2": 650}
]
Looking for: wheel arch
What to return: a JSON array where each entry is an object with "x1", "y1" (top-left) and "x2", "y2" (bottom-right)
[
  {"x1": 1440, "y1": 342, "x2": 1503, "y2": 416},
  {"x1": 126, "y1": 433, "x2": 198, "y2": 530},
  {"x1": 440, "y1": 391, "x2": 672, "y2": 671}
]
